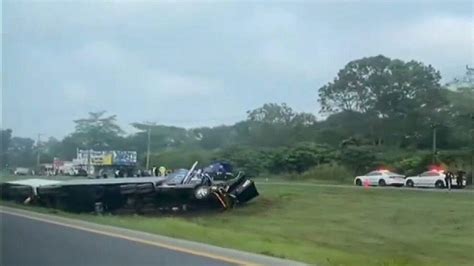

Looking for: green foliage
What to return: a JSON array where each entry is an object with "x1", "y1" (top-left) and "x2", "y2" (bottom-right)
[
  {"x1": 338, "y1": 145, "x2": 379, "y2": 175},
  {"x1": 438, "y1": 150, "x2": 473, "y2": 171},
  {"x1": 270, "y1": 143, "x2": 334, "y2": 173},
  {"x1": 247, "y1": 102, "x2": 316, "y2": 126},
  {"x1": 318, "y1": 55, "x2": 444, "y2": 117},
  {"x1": 391, "y1": 153, "x2": 432, "y2": 176},
  {"x1": 244, "y1": 103, "x2": 318, "y2": 147},
  {"x1": 148, "y1": 148, "x2": 216, "y2": 170},
  {"x1": 3, "y1": 56, "x2": 473, "y2": 176},
  {"x1": 1, "y1": 129, "x2": 12, "y2": 168},
  {"x1": 132, "y1": 124, "x2": 200, "y2": 152},
  {"x1": 298, "y1": 163, "x2": 353, "y2": 182},
  {"x1": 194, "y1": 126, "x2": 235, "y2": 149},
  {"x1": 318, "y1": 55, "x2": 452, "y2": 149},
  {"x1": 218, "y1": 146, "x2": 272, "y2": 176},
  {"x1": 70, "y1": 111, "x2": 125, "y2": 150},
  {"x1": 7, "y1": 137, "x2": 36, "y2": 167}
]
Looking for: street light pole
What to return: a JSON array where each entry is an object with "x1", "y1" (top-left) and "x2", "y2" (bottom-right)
[{"x1": 36, "y1": 133, "x2": 43, "y2": 171}]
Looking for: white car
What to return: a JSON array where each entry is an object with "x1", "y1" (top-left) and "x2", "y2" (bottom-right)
[
  {"x1": 405, "y1": 170, "x2": 467, "y2": 189},
  {"x1": 14, "y1": 167, "x2": 30, "y2": 176},
  {"x1": 354, "y1": 170, "x2": 405, "y2": 187}
]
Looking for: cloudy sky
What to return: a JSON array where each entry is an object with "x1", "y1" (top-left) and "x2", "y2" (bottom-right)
[{"x1": 2, "y1": 0, "x2": 473, "y2": 138}]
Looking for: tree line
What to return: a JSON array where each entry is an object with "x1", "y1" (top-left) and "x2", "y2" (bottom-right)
[{"x1": 1, "y1": 55, "x2": 473, "y2": 179}]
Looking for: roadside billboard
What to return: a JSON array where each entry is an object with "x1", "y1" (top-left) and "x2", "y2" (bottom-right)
[
  {"x1": 114, "y1": 151, "x2": 137, "y2": 166},
  {"x1": 76, "y1": 150, "x2": 137, "y2": 166}
]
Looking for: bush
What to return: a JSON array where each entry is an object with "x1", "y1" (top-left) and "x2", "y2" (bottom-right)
[
  {"x1": 297, "y1": 163, "x2": 353, "y2": 183},
  {"x1": 338, "y1": 145, "x2": 378, "y2": 175},
  {"x1": 218, "y1": 146, "x2": 273, "y2": 176},
  {"x1": 391, "y1": 153, "x2": 432, "y2": 176},
  {"x1": 269, "y1": 143, "x2": 335, "y2": 174}
]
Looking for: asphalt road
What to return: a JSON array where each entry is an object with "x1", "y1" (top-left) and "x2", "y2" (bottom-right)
[
  {"x1": 0, "y1": 212, "x2": 233, "y2": 266},
  {"x1": 0, "y1": 207, "x2": 304, "y2": 266}
]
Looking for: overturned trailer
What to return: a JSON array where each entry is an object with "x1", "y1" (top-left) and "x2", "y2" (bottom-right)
[{"x1": 0, "y1": 162, "x2": 259, "y2": 214}]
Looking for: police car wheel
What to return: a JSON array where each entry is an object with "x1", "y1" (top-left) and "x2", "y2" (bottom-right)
[{"x1": 435, "y1": 180, "x2": 444, "y2": 189}]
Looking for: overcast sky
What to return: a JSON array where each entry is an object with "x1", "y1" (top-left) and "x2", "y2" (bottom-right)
[{"x1": 2, "y1": 0, "x2": 473, "y2": 139}]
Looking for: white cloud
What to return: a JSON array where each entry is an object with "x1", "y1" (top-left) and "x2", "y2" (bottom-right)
[
  {"x1": 381, "y1": 16, "x2": 473, "y2": 64},
  {"x1": 62, "y1": 83, "x2": 94, "y2": 103},
  {"x1": 68, "y1": 41, "x2": 222, "y2": 99},
  {"x1": 244, "y1": 7, "x2": 299, "y2": 38},
  {"x1": 4, "y1": 1, "x2": 473, "y2": 138},
  {"x1": 141, "y1": 70, "x2": 221, "y2": 98}
]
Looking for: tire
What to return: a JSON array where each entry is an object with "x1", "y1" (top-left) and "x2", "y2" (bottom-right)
[
  {"x1": 435, "y1": 180, "x2": 445, "y2": 189},
  {"x1": 378, "y1": 179, "x2": 386, "y2": 186},
  {"x1": 355, "y1": 179, "x2": 362, "y2": 186},
  {"x1": 406, "y1": 180, "x2": 414, "y2": 187}
]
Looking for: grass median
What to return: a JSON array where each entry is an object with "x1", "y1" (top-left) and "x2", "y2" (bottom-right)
[{"x1": 2, "y1": 181, "x2": 473, "y2": 266}]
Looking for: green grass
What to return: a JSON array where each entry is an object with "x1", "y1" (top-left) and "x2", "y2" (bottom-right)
[{"x1": 2, "y1": 182, "x2": 474, "y2": 266}]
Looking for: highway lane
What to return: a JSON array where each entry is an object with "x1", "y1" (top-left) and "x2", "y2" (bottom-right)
[
  {"x1": 0, "y1": 212, "x2": 233, "y2": 266},
  {"x1": 0, "y1": 207, "x2": 305, "y2": 266}
]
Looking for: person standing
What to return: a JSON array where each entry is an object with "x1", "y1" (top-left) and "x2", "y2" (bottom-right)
[
  {"x1": 444, "y1": 171, "x2": 453, "y2": 190},
  {"x1": 159, "y1": 166, "x2": 166, "y2": 176},
  {"x1": 456, "y1": 170, "x2": 465, "y2": 188}
]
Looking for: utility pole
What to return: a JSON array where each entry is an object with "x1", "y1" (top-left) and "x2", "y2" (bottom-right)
[
  {"x1": 146, "y1": 126, "x2": 151, "y2": 170},
  {"x1": 36, "y1": 133, "x2": 43, "y2": 171}
]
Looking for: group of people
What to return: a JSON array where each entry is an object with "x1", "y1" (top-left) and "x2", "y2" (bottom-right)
[{"x1": 444, "y1": 170, "x2": 466, "y2": 189}]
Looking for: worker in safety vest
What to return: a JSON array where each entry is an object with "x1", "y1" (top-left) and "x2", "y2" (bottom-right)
[{"x1": 159, "y1": 166, "x2": 166, "y2": 176}]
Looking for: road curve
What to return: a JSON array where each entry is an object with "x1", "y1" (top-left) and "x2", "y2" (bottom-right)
[{"x1": 0, "y1": 207, "x2": 305, "y2": 266}]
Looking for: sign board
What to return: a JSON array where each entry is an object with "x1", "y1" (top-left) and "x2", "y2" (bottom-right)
[
  {"x1": 76, "y1": 150, "x2": 137, "y2": 166},
  {"x1": 113, "y1": 151, "x2": 137, "y2": 166}
]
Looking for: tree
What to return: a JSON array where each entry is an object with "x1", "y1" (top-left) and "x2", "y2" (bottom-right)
[
  {"x1": 70, "y1": 111, "x2": 124, "y2": 149},
  {"x1": 272, "y1": 143, "x2": 333, "y2": 173},
  {"x1": 244, "y1": 103, "x2": 318, "y2": 147},
  {"x1": 247, "y1": 103, "x2": 316, "y2": 126},
  {"x1": 130, "y1": 123, "x2": 199, "y2": 153},
  {"x1": 441, "y1": 86, "x2": 474, "y2": 147},
  {"x1": 318, "y1": 55, "x2": 444, "y2": 119},
  {"x1": 339, "y1": 145, "x2": 378, "y2": 175},
  {"x1": 1, "y1": 129, "x2": 12, "y2": 168},
  {"x1": 318, "y1": 55, "x2": 447, "y2": 147},
  {"x1": 195, "y1": 126, "x2": 234, "y2": 150},
  {"x1": 8, "y1": 137, "x2": 36, "y2": 167},
  {"x1": 247, "y1": 103, "x2": 295, "y2": 125}
]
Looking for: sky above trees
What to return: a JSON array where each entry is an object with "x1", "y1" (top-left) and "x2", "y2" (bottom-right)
[{"x1": 2, "y1": 0, "x2": 473, "y2": 138}]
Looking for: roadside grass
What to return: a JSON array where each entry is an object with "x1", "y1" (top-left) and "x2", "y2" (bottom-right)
[{"x1": 2, "y1": 183, "x2": 473, "y2": 266}]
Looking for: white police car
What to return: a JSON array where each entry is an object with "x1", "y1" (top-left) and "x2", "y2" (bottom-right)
[
  {"x1": 405, "y1": 169, "x2": 467, "y2": 188},
  {"x1": 354, "y1": 170, "x2": 405, "y2": 187}
]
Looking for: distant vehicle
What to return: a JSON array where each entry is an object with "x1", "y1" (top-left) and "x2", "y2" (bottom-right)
[
  {"x1": 14, "y1": 167, "x2": 30, "y2": 176},
  {"x1": 354, "y1": 170, "x2": 405, "y2": 187},
  {"x1": 68, "y1": 168, "x2": 88, "y2": 177},
  {"x1": 405, "y1": 170, "x2": 466, "y2": 189}
]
